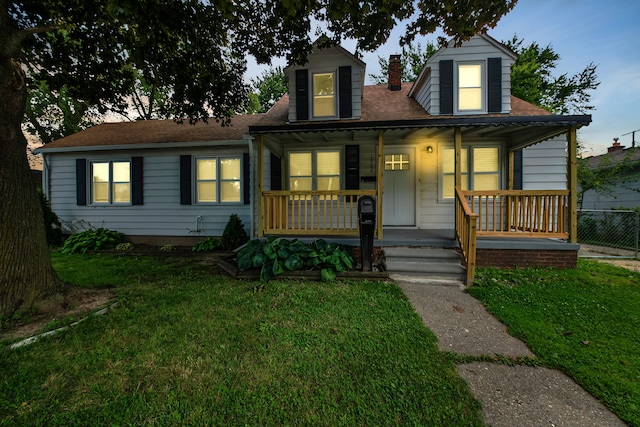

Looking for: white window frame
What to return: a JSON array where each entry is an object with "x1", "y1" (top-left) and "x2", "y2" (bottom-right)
[
  {"x1": 195, "y1": 156, "x2": 243, "y2": 204},
  {"x1": 90, "y1": 160, "x2": 131, "y2": 205},
  {"x1": 439, "y1": 145, "x2": 501, "y2": 200},
  {"x1": 288, "y1": 149, "x2": 342, "y2": 192},
  {"x1": 311, "y1": 70, "x2": 337, "y2": 119},
  {"x1": 456, "y1": 62, "x2": 485, "y2": 114}
]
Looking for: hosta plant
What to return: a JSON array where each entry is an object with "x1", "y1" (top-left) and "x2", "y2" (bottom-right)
[{"x1": 237, "y1": 237, "x2": 354, "y2": 282}]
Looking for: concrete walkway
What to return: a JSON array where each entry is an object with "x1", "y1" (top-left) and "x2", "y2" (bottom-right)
[{"x1": 396, "y1": 277, "x2": 627, "y2": 427}]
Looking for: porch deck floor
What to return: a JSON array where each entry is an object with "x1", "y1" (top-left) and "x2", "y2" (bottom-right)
[{"x1": 294, "y1": 228, "x2": 579, "y2": 251}]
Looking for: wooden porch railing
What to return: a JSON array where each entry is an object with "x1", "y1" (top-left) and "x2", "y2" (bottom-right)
[
  {"x1": 461, "y1": 190, "x2": 569, "y2": 238},
  {"x1": 262, "y1": 190, "x2": 377, "y2": 235},
  {"x1": 455, "y1": 187, "x2": 478, "y2": 286},
  {"x1": 455, "y1": 188, "x2": 570, "y2": 285}
]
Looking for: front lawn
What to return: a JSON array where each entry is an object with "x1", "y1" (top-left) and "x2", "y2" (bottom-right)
[
  {"x1": 0, "y1": 253, "x2": 483, "y2": 426},
  {"x1": 468, "y1": 260, "x2": 640, "y2": 427}
]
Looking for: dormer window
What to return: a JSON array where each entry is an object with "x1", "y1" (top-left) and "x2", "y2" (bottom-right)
[
  {"x1": 458, "y1": 63, "x2": 484, "y2": 112},
  {"x1": 313, "y1": 72, "x2": 336, "y2": 118},
  {"x1": 438, "y1": 57, "x2": 502, "y2": 115}
]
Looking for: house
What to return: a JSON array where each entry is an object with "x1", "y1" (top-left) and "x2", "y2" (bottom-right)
[
  {"x1": 580, "y1": 140, "x2": 640, "y2": 210},
  {"x1": 37, "y1": 34, "x2": 591, "y2": 282}
]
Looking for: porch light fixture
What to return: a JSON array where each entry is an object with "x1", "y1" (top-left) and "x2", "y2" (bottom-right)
[{"x1": 425, "y1": 145, "x2": 434, "y2": 154}]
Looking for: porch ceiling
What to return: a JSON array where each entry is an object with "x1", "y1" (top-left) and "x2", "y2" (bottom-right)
[{"x1": 258, "y1": 120, "x2": 585, "y2": 151}]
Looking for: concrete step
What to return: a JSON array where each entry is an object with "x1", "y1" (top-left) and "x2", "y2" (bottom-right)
[
  {"x1": 383, "y1": 246, "x2": 465, "y2": 282},
  {"x1": 384, "y1": 247, "x2": 460, "y2": 260}
]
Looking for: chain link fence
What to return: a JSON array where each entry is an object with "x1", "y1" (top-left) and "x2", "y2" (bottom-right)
[{"x1": 577, "y1": 209, "x2": 639, "y2": 259}]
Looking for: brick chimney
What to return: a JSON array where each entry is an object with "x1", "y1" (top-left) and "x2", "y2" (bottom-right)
[
  {"x1": 608, "y1": 138, "x2": 625, "y2": 153},
  {"x1": 388, "y1": 54, "x2": 401, "y2": 91}
]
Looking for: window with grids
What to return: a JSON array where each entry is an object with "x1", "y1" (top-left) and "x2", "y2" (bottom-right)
[
  {"x1": 288, "y1": 150, "x2": 341, "y2": 192},
  {"x1": 91, "y1": 161, "x2": 131, "y2": 204},
  {"x1": 312, "y1": 72, "x2": 336, "y2": 118},
  {"x1": 458, "y1": 63, "x2": 483, "y2": 111},
  {"x1": 442, "y1": 146, "x2": 499, "y2": 198},
  {"x1": 196, "y1": 157, "x2": 241, "y2": 203},
  {"x1": 384, "y1": 154, "x2": 410, "y2": 171}
]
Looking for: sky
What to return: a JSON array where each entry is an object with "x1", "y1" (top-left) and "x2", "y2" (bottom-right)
[{"x1": 245, "y1": 0, "x2": 640, "y2": 157}]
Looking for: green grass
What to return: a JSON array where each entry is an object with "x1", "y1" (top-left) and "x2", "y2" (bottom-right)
[
  {"x1": 0, "y1": 253, "x2": 483, "y2": 426},
  {"x1": 468, "y1": 260, "x2": 640, "y2": 427}
]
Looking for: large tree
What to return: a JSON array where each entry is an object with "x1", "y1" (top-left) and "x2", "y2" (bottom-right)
[{"x1": 1, "y1": 0, "x2": 516, "y2": 317}]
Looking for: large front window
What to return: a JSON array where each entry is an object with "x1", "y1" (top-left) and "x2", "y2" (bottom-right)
[
  {"x1": 312, "y1": 72, "x2": 336, "y2": 118},
  {"x1": 442, "y1": 146, "x2": 499, "y2": 198},
  {"x1": 196, "y1": 157, "x2": 241, "y2": 203},
  {"x1": 458, "y1": 63, "x2": 483, "y2": 111},
  {"x1": 91, "y1": 161, "x2": 130, "y2": 204},
  {"x1": 289, "y1": 150, "x2": 341, "y2": 192}
]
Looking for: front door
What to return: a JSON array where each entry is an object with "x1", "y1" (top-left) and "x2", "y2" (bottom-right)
[{"x1": 382, "y1": 148, "x2": 415, "y2": 226}]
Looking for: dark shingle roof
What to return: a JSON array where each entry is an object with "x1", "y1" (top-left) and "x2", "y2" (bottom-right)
[
  {"x1": 40, "y1": 114, "x2": 263, "y2": 150},
  {"x1": 39, "y1": 83, "x2": 576, "y2": 151}
]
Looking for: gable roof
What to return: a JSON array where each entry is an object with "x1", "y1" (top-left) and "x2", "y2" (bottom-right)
[
  {"x1": 37, "y1": 114, "x2": 262, "y2": 152},
  {"x1": 426, "y1": 33, "x2": 517, "y2": 64},
  {"x1": 283, "y1": 36, "x2": 366, "y2": 72},
  {"x1": 584, "y1": 147, "x2": 640, "y2": 169}
]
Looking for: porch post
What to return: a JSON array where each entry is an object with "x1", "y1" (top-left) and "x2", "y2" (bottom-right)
[
  {"x1": 567, "y1": 126, "x2": 578, "y2": 243},
  {"x1": 454, "y1": 128, "x2": 462, "y2": 188},
  {"x1": 507, "y1": 150, "x2": 515, "y2": 190},
  {"x1": 377, "y1": 130, "x2": 384, "y2": 239},
  {"x1": 257, "y1": 134, "x2": 265, "y2": 238},
  {"x1": 454, "y1": 128, "x2": 462, "y2": 240}
]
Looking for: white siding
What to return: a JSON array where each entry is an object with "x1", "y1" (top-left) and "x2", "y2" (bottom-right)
[
  {"x1": 46, "y1": 147, "x2": 251, "y2": 238},
  {"x1": 522, "y1": 137, "x2": 567, "y2": 190},
  {"x1": 581, "y1": 172, "x2": 640, "y2": 210},
  {"x1": 286, "y1": 46, "x2": 364, "y2": 122}
]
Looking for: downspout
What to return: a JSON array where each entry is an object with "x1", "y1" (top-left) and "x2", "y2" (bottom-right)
[
  {"x1": 244, "y1": 134, "x2": 255, "y2": 238},
  {"x1": 42, "y1": 154, "x2": 50, "y2": 201}
]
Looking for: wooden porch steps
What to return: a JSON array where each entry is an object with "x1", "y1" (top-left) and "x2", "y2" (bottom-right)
[{"x1": 383, "y1": 246, "x2": 466, "y2": 284}]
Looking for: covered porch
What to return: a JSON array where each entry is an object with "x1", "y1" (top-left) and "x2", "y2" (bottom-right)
[{"x1": 250, "y1": 119, "x2": 585, "y2": 284}]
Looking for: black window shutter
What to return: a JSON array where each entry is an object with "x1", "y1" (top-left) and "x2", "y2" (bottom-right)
[
  {"x1": 439, "y1": 60, "x2": 454, "y2": 115},
  {"x1": 338, "y1": 66, "x2": 352, "y2": 118},
  {"x1": 131, "y1": 156, "x2": 144, "y2": 205},
  {"x1": 179, "y1": 155, "x2": 192, "y2": 205},
  {"x1": 270, "y1": 153, "x2": 282, "y2": 191},
  {"x1": 243, "y1": 152, "x2": 250, "y2": 205},
  {"x1": 345, "y1": 145, "x2": 359, "y2": 202},
  {"x1": 487, "y1": 57, "x2": 502, "y2": 113},
  {"x1": 295, "y1": 69, "x2": 309, "y2": 120},
  {"x1": 513, "y1": 149, "x2": 523, "y2": 190},
  {"x1": 76, "y1": 158, "x2": 87, "y2": 206}
]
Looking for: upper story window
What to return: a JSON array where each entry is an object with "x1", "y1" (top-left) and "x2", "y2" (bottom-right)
[
  {"x1": 312, "y1": 72, "x2": 336, "y2": 118},
  {"x1": 458, "y1": 63, "x2": 484, "y2": 112},
  {"x1": 91, "y1": 161, "x2": 131, "y2": 204},
  {"x1": 196, "y1": 157, "x2": 242, "y2": 204}
]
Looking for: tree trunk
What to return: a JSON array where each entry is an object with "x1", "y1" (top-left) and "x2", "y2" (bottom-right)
[{"x1": 0, "y1": 58, "x2": 63, "y2": 317}]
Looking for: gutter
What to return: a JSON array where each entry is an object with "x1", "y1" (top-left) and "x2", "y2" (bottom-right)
[
  {"x1": 249, "y1": 115, "x2": 592, "y2": 134},
  {"x1": 34, "y1": 139, "x2": 249, "y2": 154}
]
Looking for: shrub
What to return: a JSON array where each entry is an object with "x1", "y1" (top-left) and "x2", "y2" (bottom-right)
[
  {"x1": 237, "y1": 237, "x2": 354, "y2": 282},
  {"x1": 61, "y1": 228, "x2": 123, "y2": 254},
  {"x1": 192, "y1": 237, "x2": 223, "y2": 252},
  {"x1": 222, "y1": 214, "x2": 249, "y2": 250},
  {"x1": 39, "y1": 191, "x2": 63, "y2": 246}
]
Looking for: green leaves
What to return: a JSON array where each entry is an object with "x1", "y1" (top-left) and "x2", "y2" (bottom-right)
[
  {"x1": 60, "y1": 228, "x2": 124, "y2": 254},
  {"x1": 236, "y1": 237, "x2": 355, "y2": 282}
]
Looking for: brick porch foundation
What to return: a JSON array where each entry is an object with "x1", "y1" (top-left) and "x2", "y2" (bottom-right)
[{"x1": 475, "y1": 248, "x2": 578, "y2": 269}]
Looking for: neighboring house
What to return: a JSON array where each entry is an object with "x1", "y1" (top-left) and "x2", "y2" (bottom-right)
[
  {"x1": 580, "y1": 140, "x2": 640, "y2": 210},
  {"x1": 37, "y1": 34, "x2": 591, "y2": 279}
]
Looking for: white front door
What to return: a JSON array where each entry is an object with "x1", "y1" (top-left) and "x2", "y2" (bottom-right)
[{"x1": 382, "y1": 148, "x2": 415, "y2": 226}]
